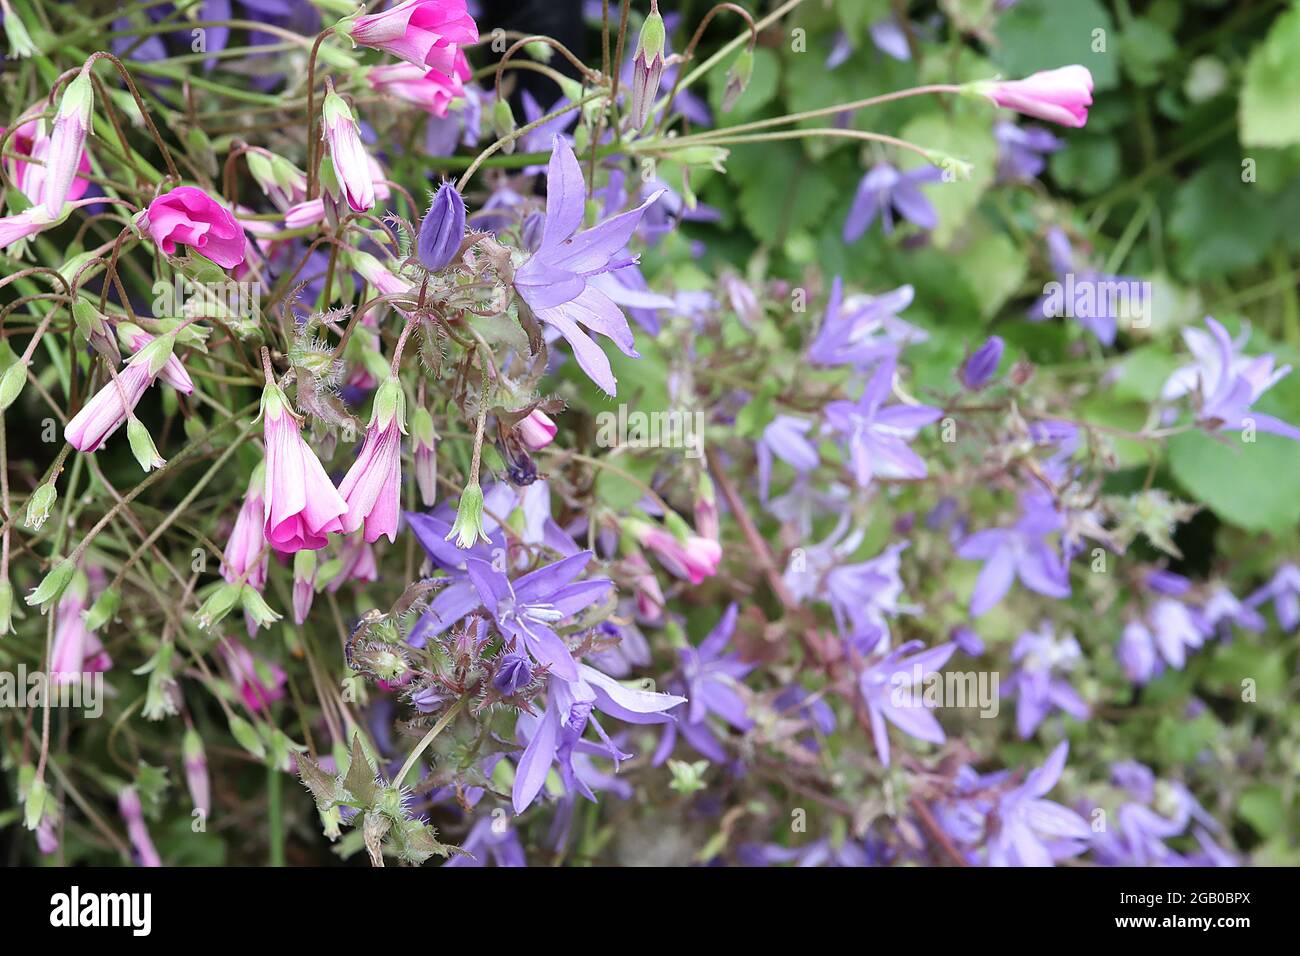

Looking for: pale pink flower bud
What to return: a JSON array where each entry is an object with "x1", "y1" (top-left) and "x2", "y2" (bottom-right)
[
  {"x1": 367, "y1": 51, "x2": 470, "y2": 117},
  {"x1": 183, "y1": 728, "x2": 210, "y2": 817},
  {"x1": 517, "y1": 409, "x2": 557, "y2": 450},
  {"x1": 117, "y1": 323, "x2": 194, "y2": 394},
  {"x1": 42, "y1": 70, "x2": 93, "y2": 216},
  {"x1": 64, "y1": 360, "x2": 154, "y2": 452},
  {"x1": 321, "y1": 86, "x2": 375, "y2": 213},
  {"x1": 222, "y1": 463, "x2": 269, "y2": 590},
  {"x1": 633, "y1": 521, "x2": 722, "y2": 585},
  {"x1": 117, "y1": 787, "x2": 162, "y2": 867},
  {"x1": 985, "y1": 65, "x2": 1093, "y2": 128}
]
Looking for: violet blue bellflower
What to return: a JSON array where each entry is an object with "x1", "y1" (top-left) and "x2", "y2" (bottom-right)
[{"x1": 842, "y1": 162, "x2": 942, "y2": 242}]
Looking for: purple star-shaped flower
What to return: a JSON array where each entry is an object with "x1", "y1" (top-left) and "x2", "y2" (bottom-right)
[
  {"x1": 956, "y1": 492, "x2": 1072, "y2": 617},
  {"x1": 842, "y1": 162, "x2": 942, "y2": 242},
  {"x1": 824, "y1": 359, "x2": 943, "y2": 487},
  {"x1": 513, "y1": 135, "x2": 663, "y2": 395}
]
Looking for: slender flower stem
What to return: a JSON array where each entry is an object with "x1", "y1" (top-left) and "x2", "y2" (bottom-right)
[{"x1": 393, "y1": 696, "x2": 466, "y2": 788}]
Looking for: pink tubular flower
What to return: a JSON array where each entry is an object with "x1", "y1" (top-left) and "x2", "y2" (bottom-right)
[
  {"x1": 139, "y1": 186, "x2": 247, "y2": 269},
  {"x1": 64, "y1": 351, "x2": 161, "y2": 453},
  {"x1": 222, "y1": 463, "x2": 269, "y2": 590},
  {"x1": 625, "y1": 550, "x2": 666, "y2": 624},
  {"x1": 117, "y1": 787, "x2": 162, "y2": 867},
  {"x1": 50, "y1": 569, "x2": 112, "y2": 684},
  {"x1": 350, "y1": 249, "x2": 411, "y2": 297},
  {"x1": 327, "y1": 536, "x2": 379, "y2": 593},
  {"x1": 183, "y1": 729, "x2": 210, "y2": 817},
  {"x1": 337, "y1": 377, "x2": 405, "y2": 543},
  {"x1": 367, "y1": 51, "x2": 470, "y2": 117},
  {"x1": 632, "y1": 519, "x2": 723, "y2": 585},
  {"x1": 321, "y1": 86, "x2": 375, "y2": 213},
  {"x1": 260, "y1": 382, "x2": 347, "y2": 552},
  {"x1": 985, "y1": 66, "x2": 1093, "y2": 128},
  {"x1": 517, "y1": 409, "x2": 557, "y2": 450},
  {"x1": 220, "y1": 638, "x2": 286, "y2": 711},
  {"x1": 345, "y1": 0, "x2": 479, "y2": 76}
]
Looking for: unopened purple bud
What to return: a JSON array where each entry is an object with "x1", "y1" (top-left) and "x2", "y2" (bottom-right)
[
  {"x1": 958, "y1": 335, "x2": 1004, "y2": 389},
  {"x1": 630, "y1": 4, "x2": 667, "y2": 129},
  {"x1": 417, "y1": 182, "x2": 466, "y2": 272},
  {"x1": 520, "y1": 211, "x2": 545, "y2": 253},
  {"x1": 493, "y1": 653, "x2": 533, "y2": 695}
]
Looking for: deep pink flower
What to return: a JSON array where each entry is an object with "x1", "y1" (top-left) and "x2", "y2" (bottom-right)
[
  {"x1": 260, "y1": 383, "x2": 347, "y2": 552},
  {"x1": 346, "y1": 0, "x2": 479, "y2": 76},
  {"x1": 222, "y1": 464, "x2": 269, "y2": 590},
  {"x1": 140, "y1": 186, "x2": 247, "y2": 269},
  {"x1": 986, "y1": 66, "x2": 1093, "y2": 128},
  {"x1": 337, "y1": 378, "x2": 405, "y2": 543}
]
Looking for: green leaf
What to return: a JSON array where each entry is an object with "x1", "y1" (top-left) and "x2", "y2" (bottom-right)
[
  {"x1": 1048, "y1": 136, "x2": 1120, "y2": 195},
  {"x1": 898, "y1": 106, "x2": 997, "y2": 249},
  {"x1": 1240, "y1": 5, "x2": 1300, "y2": 147},
  {"x1": 1168, "y1": 429, "x2": 1300, "y2": 532},
  {"x1": 993, "y1": 0, "x2": 1118, "y2": 92},
  {"x1": 1118, "y1": 18, "x2": 1176, "y2": 86},
  {"x1": 1237, "y1": 786, "x2": 1287, "y2": 838},
  {"x1": 1168, "y1": 162, "x2": 1277, "y2": 279}
]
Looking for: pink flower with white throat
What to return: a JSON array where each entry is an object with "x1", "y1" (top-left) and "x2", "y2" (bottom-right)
[
  {"x1": 337, "y1": 376, "x2": 405, "y2": 543},
  {"x1": 138, "y1": 186, "x2": 247, "y2": 269},
  {"x1": 259, "y1": 376, "x2": 347, "y2": 553},
  {"x1": 343, "y1": 0, "x2": 479, "y2": 76},
  {"x1": 981, "y1": 66, "x2": 1093, "y2": 128}
]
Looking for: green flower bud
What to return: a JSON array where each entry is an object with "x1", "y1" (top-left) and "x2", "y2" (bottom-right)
[
  {"x1": 4, "y1": 8, "x2": 39, "y2": 59},
  {"x1": 371, "y1": 375, "x2": 407, "y2": 433},
  {"x1": 25, "y1": 558, "x2": 76, "y2": 613},
  {"x1": 0, "y1": 579, "x2": 13, "y2": 635},
  {"x1": 195, "y1": 581, "x2": 241, "y2": 630},
  {"x1": 228, "y1": 714, "x2": 267, "y2": 760},
  {"x1": 0, "y1": 360, "x2": 28, "y2": 411},
  {"x1": 24, "y1": 777, "x2": 46, "y2": 830},
  {"x1": 127, "y1": 416, "x2": 166, "y2": 472},
  {"x1": 492, "y1": 99, "x2": 517, "y2": 154},
  {"x1": 722, "y1": 47, "x2": 754, "y2": 112},
  {"x1": 83, "y1": 587, "x2": 121, "y2": 631},
  {"x1": 445, "y1": 480, "x2": 489, "y2": 549},
  {"x1": 24, "y1": 480, "x2": 56, "y2": 531},
  {"x1": 240, "y1": 585, "x2": 282, "y2": 630}
]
